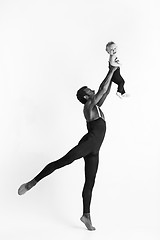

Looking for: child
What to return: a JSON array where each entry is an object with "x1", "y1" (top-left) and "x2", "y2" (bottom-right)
[{"x1": 106, "y1": 41, "x2": 129, "y2": 98}]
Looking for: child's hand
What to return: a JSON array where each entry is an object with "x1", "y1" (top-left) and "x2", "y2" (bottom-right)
[
  {"x1": 115, "y1": 57, "x2": 121, "y2": 65},
  {"x1": 109, "y1": 55, "x2": 120, "y2": 67}
]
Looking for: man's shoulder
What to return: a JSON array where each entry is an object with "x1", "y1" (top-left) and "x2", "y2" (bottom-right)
[{"x1": 85, "y1": 97, "x2": 96, "y2": 108}]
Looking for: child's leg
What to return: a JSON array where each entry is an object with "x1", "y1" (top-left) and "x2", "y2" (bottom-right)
[
  {"x1": 111, "y1": 69, "x2": 125, "y2": 95},
  {"x1": 109, "y1": 64, "x2": 125, "y2": 96},
  {"x1": 117, "y1": 78, "x2": 125, "y2": 95}
]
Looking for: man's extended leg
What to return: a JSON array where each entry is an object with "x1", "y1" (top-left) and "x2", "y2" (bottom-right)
[
  {"x1": 34, "y1": 143, "x2": 92, "y2": 182},
  {"x1": 18, "y1": 137, "x2": 93, "y2": 195},
  {"x1": 80, "y1": 153, "x2": 99, "y2": 231}
]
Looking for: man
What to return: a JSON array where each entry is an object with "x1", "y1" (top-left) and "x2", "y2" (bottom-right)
[{"x1": 18, "y1": 66, "x2": 117, "y2": 231}]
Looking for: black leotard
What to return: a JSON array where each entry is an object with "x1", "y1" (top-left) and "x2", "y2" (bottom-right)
[{"x1": 34, "y1": 111, "x2": 106, "y2": 213}]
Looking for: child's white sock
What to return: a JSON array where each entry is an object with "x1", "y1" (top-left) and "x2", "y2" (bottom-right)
[
  {"x1": 116, "y1": 92, "x2": 123, "y2": 98},
  {"x1": 122, "y1": 93, "x2": 130, "y2": 97}
]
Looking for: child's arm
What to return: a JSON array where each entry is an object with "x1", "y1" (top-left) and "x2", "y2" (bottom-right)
[{"x1": 109, "y1": 55, "x2": 121, "y2": 67}]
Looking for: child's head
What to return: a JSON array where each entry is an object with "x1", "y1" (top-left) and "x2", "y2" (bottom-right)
[{"x1": 106, "y1": 41, "x2": 117, "y2": 55}]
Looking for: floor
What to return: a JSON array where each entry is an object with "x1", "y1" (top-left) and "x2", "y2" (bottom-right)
[{"x1": 1, "y1": 182, "x2": 159, "y2": 240}]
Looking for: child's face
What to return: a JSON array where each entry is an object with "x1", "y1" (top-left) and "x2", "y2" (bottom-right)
[{"x1": 109, "y1": 44, "x2": 117, "y2": 55}]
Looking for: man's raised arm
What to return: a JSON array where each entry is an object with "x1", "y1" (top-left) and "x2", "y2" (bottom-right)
[
  {"x1": 92, "y1": 66, "x2": 117, "y2": 106},
  {"x1": 97, "y1": 81, "x2": 112, "y2": 107},
  {"x1": 98, "y1": 66, "x2": 117, "y2": 93}
]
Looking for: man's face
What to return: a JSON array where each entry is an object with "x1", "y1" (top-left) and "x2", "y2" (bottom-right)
[
  {"x1": 109, "y1": 44, "x2": 117, "y2": 55},
  {"x1": 84, "y1": 87, "x2": 95, "y2": 98}
]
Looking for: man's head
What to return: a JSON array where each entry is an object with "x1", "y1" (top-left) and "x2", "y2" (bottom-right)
[
  {"x1": 106, "y1": 41, "x2": 117, "y2": 55},
  {"x1": 76, "y1": 86, "x2": 95, "y2": 104}
]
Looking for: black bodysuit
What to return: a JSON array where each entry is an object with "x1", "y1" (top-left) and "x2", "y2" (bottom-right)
[{"x1": 34, "y1": 106, "x2": 106, "y2": 214}]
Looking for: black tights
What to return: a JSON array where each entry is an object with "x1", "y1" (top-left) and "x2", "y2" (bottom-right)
[
  {"x1": 82, "y1": 154, "x2": 99, "y2": 213},
  {"x1": 34, "y1": 143, "x2": 99, "y2": 214}
]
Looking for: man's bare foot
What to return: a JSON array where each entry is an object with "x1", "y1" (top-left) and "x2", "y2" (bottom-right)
[
  {"x1": 80, "y1": 214, "x2": 96, "y2": 231},
  {"x1": 18, "y1": 179, "x2": 37, "y2": 195}
]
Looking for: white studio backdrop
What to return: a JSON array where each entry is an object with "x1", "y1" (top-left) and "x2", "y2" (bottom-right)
[{"x1": 0, "y1": 0, "x2": 160, "y2": 239}]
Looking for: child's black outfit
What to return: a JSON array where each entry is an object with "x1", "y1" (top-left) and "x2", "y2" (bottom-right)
[{"x1": 109, "y1": 63, "x2": 125, "y2": 95}]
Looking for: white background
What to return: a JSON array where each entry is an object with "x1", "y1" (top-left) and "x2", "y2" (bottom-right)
[{"x1": 0, "y1": 0, "x2": 160, "y2": 239}]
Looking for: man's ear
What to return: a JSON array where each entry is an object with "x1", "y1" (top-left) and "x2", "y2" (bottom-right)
[{"x1": 84, "y1": 95, "x2": 89, "y2": 100}]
